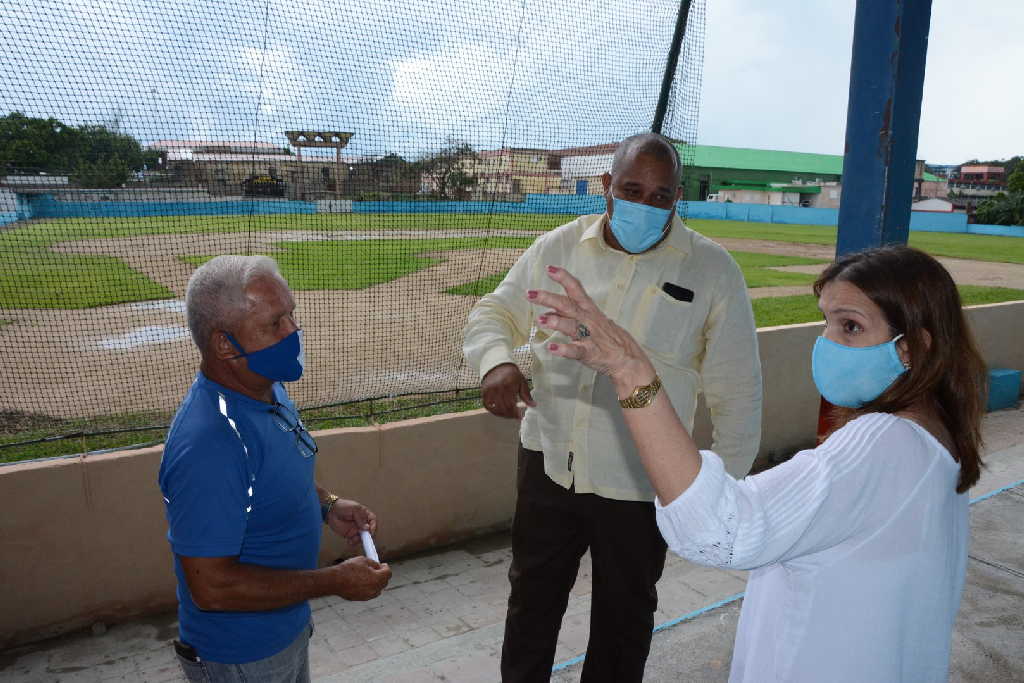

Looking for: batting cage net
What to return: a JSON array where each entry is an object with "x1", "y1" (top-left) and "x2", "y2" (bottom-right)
[{"x1": 0, "y1": 0, "x2": 705, "y2": 460}]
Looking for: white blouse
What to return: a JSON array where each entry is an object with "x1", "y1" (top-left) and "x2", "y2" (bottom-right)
[{"x1": 656, "y1": 413, "x2": 969, "y2": 682}]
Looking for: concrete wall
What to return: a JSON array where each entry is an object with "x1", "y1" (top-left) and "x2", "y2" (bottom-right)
[
  {"x1": 6, "y1": 192, "x2": 1022, "y2": 236},
  {"x1": 0, "y1": 410, "x2": 520, "y2": 649},
  {"x1": 26, "y1": 194, "x2": 317, "y2": 219},
  {"x1": 680, "y1": 199, "x2": 993, "y2": 234},
  {"x1": 50, "y1": 188, "x2": 216, "y2": 202},
  {"x1": 3, "y1": 301, "x2": 1021, "y2": 648}
]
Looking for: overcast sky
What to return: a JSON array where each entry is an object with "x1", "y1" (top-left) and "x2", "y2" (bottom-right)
[
  {"x1": 1, "y1": 0, "x2": 1020, "y2": 165},
  {"x1": 701, "y1": 0, "x2": 1024, "y2": 164}
]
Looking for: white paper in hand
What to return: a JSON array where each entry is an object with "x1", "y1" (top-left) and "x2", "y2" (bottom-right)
[{"x1": 360, "y1": 529, "x2": 379, "y2": 563}]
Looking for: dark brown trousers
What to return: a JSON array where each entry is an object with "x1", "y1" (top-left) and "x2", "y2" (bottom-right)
[{"x1": 501, "y1": 445, "x2": 668, "y2": 682}]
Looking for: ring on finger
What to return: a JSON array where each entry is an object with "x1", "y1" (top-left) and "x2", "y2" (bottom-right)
[{"x1": 576, "y1": 323, "x2": 591, "y2": 340}]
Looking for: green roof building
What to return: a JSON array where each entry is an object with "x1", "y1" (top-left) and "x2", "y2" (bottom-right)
[{"x1": 673, "y1": 144, "x2": 939, "y2": 201}]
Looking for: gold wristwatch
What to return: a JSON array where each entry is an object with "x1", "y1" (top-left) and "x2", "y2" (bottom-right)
[
  {"x1": 619, "y1": 374, "x2": 663, "y2": 409},
  {"x1": 321, "y1": 493, "x2": 340, "y2": 523}
]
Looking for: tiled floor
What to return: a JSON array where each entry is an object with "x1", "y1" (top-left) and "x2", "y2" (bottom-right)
[{"x1": 3, "y1": 406, "x2": 1022, "y2": 682}]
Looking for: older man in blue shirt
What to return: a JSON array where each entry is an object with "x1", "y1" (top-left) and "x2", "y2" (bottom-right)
[{"x1": 160, "y1": 255, "x2": 391, "y2": 682}]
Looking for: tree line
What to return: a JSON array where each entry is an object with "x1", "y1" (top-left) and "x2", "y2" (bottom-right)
[
  {"x1": 1, "y1": 113, "x2": 482, "y2": 197},
  {"x1": 0, "y1": 112, "x2": 160, "y2": 188},
  {"x1": 975, "y1": 165, "x2": 1024, "y2": 226}
]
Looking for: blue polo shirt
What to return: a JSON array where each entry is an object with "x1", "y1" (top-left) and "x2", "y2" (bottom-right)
[{"x1": 158, "y1": 373, "x2": 321, "y2": 664}]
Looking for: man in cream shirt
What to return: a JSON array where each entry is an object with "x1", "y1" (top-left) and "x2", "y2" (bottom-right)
[{"x1": 462, "y1": 133, "x2": 762, "y2": 682}]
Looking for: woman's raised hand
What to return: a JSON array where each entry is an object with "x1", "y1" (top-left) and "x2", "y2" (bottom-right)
[{"x1": 527, "y1": 265, "x2": 654, "y2": 387}]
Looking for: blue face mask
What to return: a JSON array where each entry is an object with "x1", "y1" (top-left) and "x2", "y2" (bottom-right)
[
  {"x1": 811, "y1": 333, "x2": 907, "y2": 408},
  {"x1": 608, "y1": 196, "x2": 673, "y2": 253},
  {"x1": 226, "y1": 329, "x2": 305, "y2": 382}
]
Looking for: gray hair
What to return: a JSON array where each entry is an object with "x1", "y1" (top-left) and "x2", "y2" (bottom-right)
[
  {"x1": 611, "y1": 133, "x2": 683, "y2": 185},
  {"x1": 185, "y1": 255, "x2": 285, "y2": 350}
]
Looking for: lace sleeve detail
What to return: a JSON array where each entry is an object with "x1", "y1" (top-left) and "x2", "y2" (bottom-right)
[{"x1": 655, "y1": 451, "x2": 741, "y2": 568}]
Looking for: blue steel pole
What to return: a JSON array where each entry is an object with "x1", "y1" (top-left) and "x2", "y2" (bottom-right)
[{"x1": 836, "y1": 0, "x2": 933, "y2": 256}]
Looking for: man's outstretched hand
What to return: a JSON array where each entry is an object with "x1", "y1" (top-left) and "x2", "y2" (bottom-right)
[{"x1": 481, "y1": 363, "x2": 535, "y2": 419}]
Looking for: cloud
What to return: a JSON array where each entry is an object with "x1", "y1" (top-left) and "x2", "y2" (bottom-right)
[
  {"x1": 4, "y1": 0, "x2": 1020, "y2": 163},
  {"x1": 918, "y1": 0, "x2": 1024, "y2": 162},
  {"x1": 389, "y1": 42, "x2": 513, "y2": 144}
]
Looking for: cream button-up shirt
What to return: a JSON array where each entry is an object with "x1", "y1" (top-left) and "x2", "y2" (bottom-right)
[{"x1": 463, "y1": 212, "x2": 762, "y2": 501}]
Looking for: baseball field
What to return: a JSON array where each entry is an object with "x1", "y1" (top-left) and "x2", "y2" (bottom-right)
[{"x1": 2, "y1": 213, "x2": 1023, "y2": 462}]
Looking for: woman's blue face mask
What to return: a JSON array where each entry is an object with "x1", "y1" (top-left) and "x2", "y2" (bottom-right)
[
  {"x1": 226, "y1": 329, "x2": 305, "y2": 382},
  {"x1": 811, "y1": 333, "x2": 908, "y2": 408}
]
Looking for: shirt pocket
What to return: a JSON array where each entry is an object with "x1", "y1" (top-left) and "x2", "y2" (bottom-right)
[{"x1": 629, "y1": 285, "x2": 702, "y2": 364}]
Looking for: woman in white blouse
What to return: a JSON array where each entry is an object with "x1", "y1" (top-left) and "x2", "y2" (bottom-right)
[{"x1": 526, "y1": 245, "x2": 986, "y2": 682}]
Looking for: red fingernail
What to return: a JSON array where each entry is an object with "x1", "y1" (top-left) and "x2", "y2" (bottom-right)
[
  {"x1": 547, "y1": 265, "x2": 557, "y2": 273},
  {"x1": 548, "y1": 343, "x2": 559, "y2": 351},
  {"x1": 539, "y1": 315, "x2": 548, "y2": 324},
  {"x1": 527, "y1": 290, "x2": 537, "y2": 299}
]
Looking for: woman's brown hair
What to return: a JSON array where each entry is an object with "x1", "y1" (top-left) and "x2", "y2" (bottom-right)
[{"x1": 813, "y1": 245, "x2": 986, "y2": 493}]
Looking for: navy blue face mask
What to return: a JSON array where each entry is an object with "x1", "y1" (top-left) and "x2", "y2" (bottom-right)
[{"x1": 226, "y1": 329, "x2": 305, "y2": 382}]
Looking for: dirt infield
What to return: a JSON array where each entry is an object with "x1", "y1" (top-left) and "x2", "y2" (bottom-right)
[{"x1": 2, "y1": 230, "x2": 1023, "y2": 420}]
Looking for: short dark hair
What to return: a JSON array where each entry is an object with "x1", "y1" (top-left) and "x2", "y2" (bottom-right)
[
  {"x1": 814, "y1": 245, "x2": 986, "y2": 493},
  {"x1": 611, "y1": 133, "x2": 682, "y2": 185}
]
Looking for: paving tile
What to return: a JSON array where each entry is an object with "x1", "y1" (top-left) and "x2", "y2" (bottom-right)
[
  {"x1": 677, "y1": 566, "x2": 747, "y2": 600},
  {"x1": 428, "y1": 615, "x2": 473, "y2": 640},
  {"x1": 370, "y1": 666, "x2": 445, "y2": 682},
  {"x1": 89, "y1": 656, "x2": 138, "y2": 681},
  {"x1": 385, "y1": 583, "x2": 429, "y2": 606},
  {"x1": 553, "y1": 642, "x2": 582, "y2": 668},
  {"x1": 129, "y1": 647, "x2": 176, "y2": 673},
  {"x1": 477, "y1": 548, "x2": 513, "y2": 567},
  {"x1": 331, "y1": 597, "x2": 377, "y2": 620},
  {"x1": 457, "y1": 604, "x2": 506, "y2": 630},
  {"x1": 46, "y1": 642, "x2": 111, "y2": 671},
  {"x1": 135, "y1": 661, "x2": 186, "y2": 683},
  {"x1": 41, "y1": 668, "x2": 104, "y2": 682},
  {"x1": 656, "y1": 579, "x2": 713, "y2": 618},
  {"x1": 333, "y1": 643, "x2": 378, "y2": 668},
  {"x1": 418, "y1": 575, "x2": 461, "y2": 595},
  {"x1": 340, "y1": 613, "x2": 394, "y2": 642},
  {"x1": 367, "y1": 634, "x2": 412, "y2": 658},
  {"x1": 308, "y1": 645, "x2": 349, "y2": 679},
  {"x1": 429, "y1": 650, "x2": 502, "y2": 683},
  {"x1": 401, "y1": 626, "x2": 444, "y2": 648},
  {"x1": 323, "y1": 628, "x2": 368, "y2": 653},
  {"x1": 453, "y1": 575, "x2": 508, "y2": 600},
  {"x1": 373, "y1": 603, "x2": 419, "y2": 628},
  {"x1": 556, "y1": 612, "x2": 591, "y2": 653}
]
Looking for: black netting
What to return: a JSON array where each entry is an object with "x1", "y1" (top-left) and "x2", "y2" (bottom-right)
[{"x1": 0, "y1": 0, "x2": 705, "y2": 459}]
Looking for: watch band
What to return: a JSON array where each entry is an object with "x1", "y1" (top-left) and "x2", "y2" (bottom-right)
[{"x1": 618, "y1": 374, "x2": 663, "y2": 409}]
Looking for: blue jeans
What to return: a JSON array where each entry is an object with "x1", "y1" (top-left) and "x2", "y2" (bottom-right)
[{"x1": 175, "y1": 623, "x2": 312, "y2": 683}]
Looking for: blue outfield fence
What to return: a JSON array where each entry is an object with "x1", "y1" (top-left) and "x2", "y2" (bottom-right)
[
  {"x1": 680, "y1": 200, "x2": 1024, "y2": 237},
  {"x1": 4, "y1": 192, "x2": 1023, "y2": 237},
  {"x1": 24, "y1": 194, "x2": 317, "y2": 219}
]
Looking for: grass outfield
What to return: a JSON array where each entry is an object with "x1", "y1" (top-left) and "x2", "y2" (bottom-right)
[
  {"x1": 184, "y1": 237, "x2": 537, "y2": 291},
  {"x1": 688, "y1": 219, "x2": 1024, "y2": 265},
  {"x1": 751, "y1": 285, "x2": 1024, "y2": 328},
  {"x1": 447, "y1": 250, "x2": 828, "y2": 296},
  {"x1": 0, "y1": 213, "x2": 566, "y2": 309},
  {"x1": 2, "y1": 213, "x2": 1023, "y2": 309}
]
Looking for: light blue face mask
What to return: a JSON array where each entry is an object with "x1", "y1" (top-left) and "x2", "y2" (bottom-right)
[
  {"x1": 227, "y1": 329, "x2": 305, "y2": 382},
  {"x1": 811, "y1": 333, "x2": 907, "y2": 408},
  {"x1": 608, "y1": 196, "x2": 673, "y2": 253}
]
